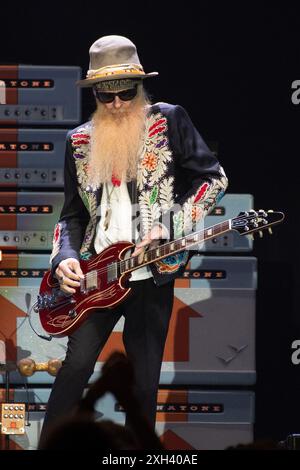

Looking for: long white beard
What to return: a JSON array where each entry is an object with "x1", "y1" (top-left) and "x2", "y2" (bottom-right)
[{"x1": 87, "y1": 94, "x2": 148, "y2": 188}]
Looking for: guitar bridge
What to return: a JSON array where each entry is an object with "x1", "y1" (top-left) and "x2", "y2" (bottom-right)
[{"x1": 85, "y1": 270, "x2": 98, "y2": 291}]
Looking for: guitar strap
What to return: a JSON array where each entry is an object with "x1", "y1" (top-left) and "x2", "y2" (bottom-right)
[
  {"x1": 127, "y1": 179, "x2": 139, "y2": 243},
  {"x1": 128, "y1": 178, "x2": 137, "y2": 204}
]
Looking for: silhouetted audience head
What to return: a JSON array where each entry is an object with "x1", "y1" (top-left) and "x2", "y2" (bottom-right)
[
  {"x1": 38, "y1": 351, "x2": 163, "y2": 451},
  {"x1": 38, "y1": 415, "x2": 138, "y2": 450},
  {"x1": 226, "y1": 439, "x2": 286, "y2": 450}
]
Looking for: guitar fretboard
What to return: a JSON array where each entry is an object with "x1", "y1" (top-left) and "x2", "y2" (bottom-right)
[{"x1": 119, "y1": 220, "x2": 231, "y2": 274}]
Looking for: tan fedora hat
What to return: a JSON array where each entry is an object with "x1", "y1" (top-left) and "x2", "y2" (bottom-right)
[{"x1": 76, "y1": 35, "x2": 158, "y2": 87}]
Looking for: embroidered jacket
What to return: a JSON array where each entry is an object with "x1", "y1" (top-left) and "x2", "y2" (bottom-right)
[{"x1": 50, "y1": 102, "x2": 228, "y2": 286}]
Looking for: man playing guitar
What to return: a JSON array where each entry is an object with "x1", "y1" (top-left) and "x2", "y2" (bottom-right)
[{"x1": 39, "y1": 35, "x2": 228, "y2": 441}]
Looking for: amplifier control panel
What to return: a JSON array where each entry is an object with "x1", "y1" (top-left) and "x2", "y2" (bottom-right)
[
  {"x1": 1, "y1": 231, "x2": 51, "y2": 249},
  {"x1": 0, "y1": 65, "x2": 81, "y2": 125},
  {"x1": 0, "y1": 168, "x2": 63, "y2": 186},
  {"x1": 0, "y1": 129, "x2": 67, "y2": 188}
]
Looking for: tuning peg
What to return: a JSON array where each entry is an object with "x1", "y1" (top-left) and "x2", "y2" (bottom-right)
[
  {"x1": 268, "y1": 227, "x2": 273, "y2": 235},
  {"x1": 248, "y1": 234, "x2": 254, "y2": 240},
  {"x1": 267, "y1": 209, "x2": 274, "y2": 213},
  {"x1": 258, "y1": 209, "x2": 267, "y2": 217},
  {"x1": 259, "y1": 231, "x2": 263, "y2": 238}
]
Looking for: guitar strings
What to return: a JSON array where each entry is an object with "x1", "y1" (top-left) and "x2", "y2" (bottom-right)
[
  {"x1": 81, "y1": 234, "x2": 201, "y2": 280},
  {"x1": 79, "y1": 218, "x2": 266, "y2": 281}
]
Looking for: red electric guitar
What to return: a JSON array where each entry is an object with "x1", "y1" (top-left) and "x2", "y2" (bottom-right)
[{"x1": 37, "y1": 210, "x2": 284, "y2": 337}]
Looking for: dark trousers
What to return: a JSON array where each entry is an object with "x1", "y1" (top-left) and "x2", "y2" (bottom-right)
[{"x1": 40, "y1": 277, "x2": 174, "y2": 439}]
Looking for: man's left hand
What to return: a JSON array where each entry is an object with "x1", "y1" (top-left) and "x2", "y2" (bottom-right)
[{"x1": 131, "y1": 225, "x2": 166, "y2": 258}]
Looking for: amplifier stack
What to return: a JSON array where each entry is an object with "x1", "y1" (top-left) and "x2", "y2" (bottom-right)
[
  {"x1": 0, "y1": 65, "x2": 81, "y2": 449},
  {"x1": 1, "y1": 65, "x2": 256, "y2": 449}
]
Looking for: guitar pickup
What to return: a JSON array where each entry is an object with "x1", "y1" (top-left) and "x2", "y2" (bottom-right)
[
  {"x1": 85, "y1": 270, "x2": 98, "y2": 291},
  {"x1": 107, "y1": 262, "x2": 118, "y2": 282}
]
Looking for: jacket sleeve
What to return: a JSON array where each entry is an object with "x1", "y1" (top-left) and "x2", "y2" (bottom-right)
[
  {"x1": 157, "y1": 105, "x2": 228, "y2": 240},
  {"x1": 49, "y1": 131, "x2": 90, "y2": 274}
]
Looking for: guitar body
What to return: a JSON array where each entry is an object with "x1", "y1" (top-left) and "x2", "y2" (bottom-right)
[{"x1": 38, "y1": 241, "x2": 134, "y2": 337}]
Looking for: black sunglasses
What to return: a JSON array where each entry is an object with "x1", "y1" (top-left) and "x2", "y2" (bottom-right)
[{"x1": 93, "y1": 85, "x2": 138, "y2": 103}]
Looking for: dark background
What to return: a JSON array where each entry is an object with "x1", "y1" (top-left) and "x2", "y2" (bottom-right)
[{"x1": 1, "y1": 2, "x2": 299, "y2": 442}]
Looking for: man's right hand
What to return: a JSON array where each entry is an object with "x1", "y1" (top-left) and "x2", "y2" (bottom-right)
[{"x1": 55, "y1": 258, "x2": 84, "y2": 294}]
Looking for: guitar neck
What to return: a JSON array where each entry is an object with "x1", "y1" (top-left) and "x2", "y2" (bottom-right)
[{"x1": 120, "y1": 219, "x2": 231, "y2": 274}]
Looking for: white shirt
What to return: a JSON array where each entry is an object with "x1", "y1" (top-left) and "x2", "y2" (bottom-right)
[{"x1": 94, "y1": 181, "x2": 153, "y2": 281}]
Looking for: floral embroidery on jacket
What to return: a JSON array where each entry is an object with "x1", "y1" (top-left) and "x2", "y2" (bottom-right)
[
  {"x1": 70, "y1": 125, "x2": 98, "y2": 254},
  {"x1": 173, "y1": 168, "x2": 228, "y2": 239},
  {"x1": 71, "y1": 125, "x2": 91, "y2": 187},
  {"x1": 138, "y1": 113, "x2": 172, "y2": 190},
  {"x1": 80, "y1": 251, "x2": 93, "y2": 260},
  {"x1": 80, "y1": 218, "x2": 96, "y2": 254},
  {"x1": 155, "y1": 251, "x2": 189, "y2": 274},
  {"x1": 138, "y1": 113, "x2": 174, "y2": 237},
  {"x1": 77, "y1": 186, "x2": 98, "y2": 254},
  {"x1": 49, "y1": 223, "x2": 61, "y2": 264},
  {"x1": 142, "y1": 153, "x2": 158, "y2": 171}
]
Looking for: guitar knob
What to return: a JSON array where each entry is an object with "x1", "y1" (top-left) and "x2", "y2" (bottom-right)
[{"x1": 68, "y1": 309, "x2": 77, "y2": 318}]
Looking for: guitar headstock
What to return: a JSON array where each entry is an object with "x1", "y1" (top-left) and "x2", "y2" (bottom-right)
[{"x1": 231, "y1": 210, "x2": 285, "y2": 237}]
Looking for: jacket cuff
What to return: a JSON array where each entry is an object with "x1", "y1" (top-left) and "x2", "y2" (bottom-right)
[{"x1": 50, "y1": 250, "x2": 80, "y2": 277}]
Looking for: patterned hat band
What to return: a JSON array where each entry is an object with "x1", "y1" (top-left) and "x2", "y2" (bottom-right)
[
  {"x1": 86, "y1": 63, "x2": 145, "y2": 80},
  {"x1": 76, "y1": 36, "x2": 159, "y2": 87},
  {"x1": 94, "y1": 78, "x2": 141, "y2": 92}
]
